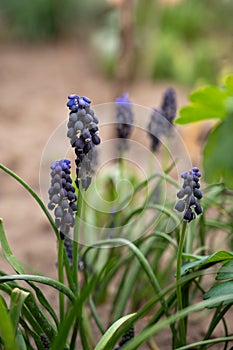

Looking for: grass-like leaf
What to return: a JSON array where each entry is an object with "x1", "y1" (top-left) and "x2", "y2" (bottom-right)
[
  {"x1": 0, "y1": 294, "x2": 17, "y2": 350},
  {"x1": 0, "y1": 164, "x2": 59, "y2": 239},
  {"x1": 94, "y1": 313, "x2": 136, "y2": 350},
  {"x1": 123, "y1": 296, "x2": 233, "y2": 350},
  {"x1": 10, "y1": 288, "x2": 30, "y2": 332},
  {"x1": 0, "y1": 274, "x2": 75, "y2": 301}
]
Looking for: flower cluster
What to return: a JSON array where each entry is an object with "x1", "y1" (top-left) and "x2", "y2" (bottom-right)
[
  {"x1": 114, "y1": 327, "x2": 134, "y2": 350},
  {"x1": 147, "y1": 87, "x2": 177, "y2": 152},
  {"x1": 175, "y1": 167, "x2": 203, "y2": 222},
  {"x1": 48, "y1": 159, "x2": 77, "y2": 236},
  {"x1": 66, "y1": 94, "x2": 101, "y2": 190},
  {"x1": 40, "y1": 334, "x2": 50, "y2": 350},
  {"x1": 115, "y1": 93, "x2": 134, "y2": 151}
]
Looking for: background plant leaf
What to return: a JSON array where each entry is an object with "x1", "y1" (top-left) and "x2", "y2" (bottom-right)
[
  {"x1": 225, "y1": 75, "x2": 233, "y2": 95},
  {"x1": 203, "y1": 112, "x2": 233, "y2": 189},
  {"x1": 204, "y1": 281, "x2": 233, "y2": 308},
  {"x1": 181, "y1": 251, "x2": 233, "y2": 275},
  {"x1": 176, "y1": 85, "x2": 228, "y2": 124},
  {"x1": 216, "y1": 260, "x2": 233, "y2": 281}
]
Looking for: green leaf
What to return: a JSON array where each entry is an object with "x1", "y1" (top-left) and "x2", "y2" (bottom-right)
[
  {"x1": 0, "y1": 295, "x2": 17, "y2": 350},
  {"x1": 204, "y1": 281, "x2": 233, "y2": 308},
  {"x1": 122, "y1": 296, "x2": 233, "y2": 350},
  {"x1": 15, "y1": 329, "x2": 28, "y2": 350},
  {"x1": 225, "y1": 75, "x2": 233, "y2": 95},
  {"x1": 0, "y1": 218, "x2": 25, "y2": 274},
  {"x1": 189, "y1": 85, "x2": 227, "y2": 106},
  {"x1": 181, "y1": 251, "x2": 233, "y2": 275},
  {"x1": 10, "y1": 288, "x2": 30, "y2": 332},
  {"x1": 216, "y1": 260, "x2": 233, "y2": 280},
  {"x1": 176, "y1": 104, "x2": 224, "y2": 124},
  {"x1": 94, "y1": 313, "x2": 136, "y2": 350},
  {"x1": 0, "y1": 218, "x2": 59, "y2": 327},
  {"x1": 176, "y1": 85, "x2": 228, "y2": 124},
  {"x1": 203, "y1": 112, "x2": 233, "y2": 189},
  {"x1": 0, "y1": 274, "x2": 75, "y2": 301}
]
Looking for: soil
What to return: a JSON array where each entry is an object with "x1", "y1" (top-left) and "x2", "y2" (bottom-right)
[{"x1": 0, "y1": 40, "x2": 229, "y2": 349}]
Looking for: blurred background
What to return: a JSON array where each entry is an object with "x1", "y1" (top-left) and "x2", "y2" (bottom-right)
[{"x1": 0, "y1": 0, "x2": 232, "y2": 281}]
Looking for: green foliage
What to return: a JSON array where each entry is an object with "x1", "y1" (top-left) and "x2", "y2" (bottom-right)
[
  {"x1": 0, "y1": 0, "x2": 106, "y2": 41},
  {"x1": 149, "y1": 0, "x2": 231, "y2": 85},
  {"x1": 1, "y1": 158, "x2": 233, "y2": 348},
  {"x1": 1, "y1": 87, "x2": 233, "y2": 348},
  {"x1": 0, "y1": 295, "x2": 17, "y2": 350},
  {"x1": 159, "y1": 0, "x2": 209, "y2": 41},
  {"x1": 176, "y1": 75, "x2": 233, "y2": 188},
  {"x1": 94, "y1": 313, "x2": 136, "y2": 350}
]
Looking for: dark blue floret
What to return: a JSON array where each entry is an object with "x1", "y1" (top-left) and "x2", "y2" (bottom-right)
[
  {"x1": 66, "y1": 95, "x2": 101, "y2": 190},
  {"x1": 174, "y1": 167, "x2": 203, "y2": 222}
]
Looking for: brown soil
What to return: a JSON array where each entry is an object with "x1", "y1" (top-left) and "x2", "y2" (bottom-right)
[{"x1": 0, "y1": 41, "x2": 228, "y2": 349}]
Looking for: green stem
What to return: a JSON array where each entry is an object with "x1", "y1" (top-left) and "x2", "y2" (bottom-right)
[
  {"x1": 70, "y1": 320, "x2": 79, "y2": 350},
  {"x1": 72, "y1": 192, "x2": 83, "y2": 293},
  {"x1": 200, "y1": 304, "x2": 231, "y2": 349},
  {"x1": 89, "y1": 297, "x2": 105, "y2": 334},
  {"x1": 176, "y1": 221, "x2": 187, "y2": 346},
  {"x1": 63, "y1": 252, "x2": 75, "y2": 292},
  {"x1": 58, "y1": 237, "x2": 64, "y2": 322}
]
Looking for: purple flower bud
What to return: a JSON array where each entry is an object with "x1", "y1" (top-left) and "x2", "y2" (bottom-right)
[
  {"x1": 174, "y1": 200, "x2": 185, "y2": 212},
  {"x1": 193, "y1": 188, "x2": 203, "y2": 199},
  {"x1": 177, "y1": 189, "x2": 185, "y2": 199},
  {"x1": 194, "y1": 203, "x2": 202, "y2": 215},
  {"x1": 92, "y1": 134, "x2": 101, "y2": 145},
  {"x1": 184, "y1": 208, "x2": 194, "y2": 222}
]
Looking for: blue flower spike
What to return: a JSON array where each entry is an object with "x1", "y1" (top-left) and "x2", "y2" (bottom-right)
[
  {"x1": 115, "y1": 92, "x2": 134, "y2": 151},
  {"x1": 148, "y1": 87, "x2": 177, "y2": 152},
  {"x1": 48, "y1": 159, "x2": 77, "y2": 236},
  {"x1": 174, "y1": 167, "x2": 203, "y2": 223},
  {"x1": 66, "y1": 95, "x2": 101, "y2": 190}
]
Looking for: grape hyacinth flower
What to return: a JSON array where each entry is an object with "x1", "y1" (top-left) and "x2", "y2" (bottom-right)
[
  {"x1": 174, "y1": 167, "x2": 203, "y2": 223},
  {"x1": 66, "y1": 94, "x2": 101, "y2": 190},
  {"x1": 114, "y1": 327, "x2": 135, "y2": 350},
  {"x1": 147, "y1": 87, "x2": 177, "y2": 152},
  {"x1": 160, "y1": 87, "x2": 177, "y2": 125},
  {"x1": 48, "y1": 159, "x2": 77, "y2": 237},
  {"x1": 115, "y1": 93, "x2": 134, "y2": 151}
]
